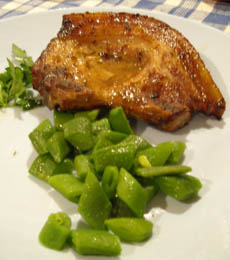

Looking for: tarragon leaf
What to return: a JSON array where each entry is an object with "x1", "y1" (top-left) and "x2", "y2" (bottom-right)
[
  {"x1": 0, "y1": 70, "x2": 11, "y2": 84},
  {"x1": 15, "y1": 90, "x2": 43, "y2": 110},
  {"x1": 0, "y1": 44, "x2": 43, "y2": 110},
  {"x1": 0, "y1": 81, "x2": 9, "y2": 107},
  {"x1": 7, "y1": 59, "x2": 26, "y2": 101},
  {"x1": 12, "y1": 44, "x2": 34, "y2": 67}
]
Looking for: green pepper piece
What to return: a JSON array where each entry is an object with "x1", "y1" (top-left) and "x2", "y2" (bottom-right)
[
  {"x1": 39, "y1": 212, "x2": 71, "y2": 250},
  {"x1": 63, "y1": 117, "x2": 94, "y2": 152},
  {"x1": 92, "y1": 135, "x2": 113, "y2": 155},
  {"x1": 155, "y1": 174, "x2": 202, "y2": 201},
  {"x1": 53, "y1": 110, "x2": 74, "y2": 131},
  {"x1": 136, "y1": 176, "x2": 156, "y2": 187},
  {"x1": 53, "y1": 158, "x2": 74, "y2": 174},
  {"x1": 109, "y1": 106, "x2": 133, "y2": 134},
  {"x1": 74, "y1": 154, "x2": 96, "y2": 180},
  {"x1": 75, "y1": 109, "x2": 100, "y2": 122},
  {"x1": 47, "y1": 132, "x2": 70, "y2": 163},
  {"x1": 138, "y1": 155, "x2": 152, "y2": 168},
  {"x1": 29, "y1": 154, "x2": 57, "y2": 181},
  {"x1": 145, "y1": 185, "x2": 159, "y2": 203},
  {"x1": 97, "y1": 130, "x2": 128, "y2": 144},
  {"x1": 102, "y1": 166, "x2": 119, "y2": 199},
  {"x1": 133, "y1": 142, "x2": 173, "y2": 171},
  {"x1": 71, "y1": 229, "x2": 121, "y2": 256},
  {"x1": 78, "y1": 172, "x2": 112, "y2": 229},
  {"x1": 136, "y1": 175, "x2": 159, "y2": 199},
  {"x1": 92, "y1": 118, "x2": 111, "y2": 136},
  {"x1": 166, "y1": 141, "x2": 186, "y2": 164},
  {"x1": 105, "y1": 218, "x2": 153, "y2": 243},
  {"x1": 92, "y1": 130, "x2": 128, "y2": 156},
  {"x1": 48, "y1": 174, "x2": 84, "y2": 203},
  {"x1": 93, "y1": 143, "x2": 136, "y2": 173},
  {"x1": 111, "y1": 198, "x2": 135, "y2": 218},
  {"x1": 117, "y1": 168, "x2": 147, "y2": 218},
  {"x1": 120, "y1": 135, "x2": 152, "y2": 152},
  {"x1": 29, "y1": 119, "x2": 55, "y2": 155},
  {"x1": 136, "y1": 165, "x2": 192, "y2": 178}
]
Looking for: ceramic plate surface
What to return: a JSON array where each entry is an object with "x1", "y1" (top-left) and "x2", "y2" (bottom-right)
[{"x1": 0, "y1": 6, "x2": 230, "y2": 260}]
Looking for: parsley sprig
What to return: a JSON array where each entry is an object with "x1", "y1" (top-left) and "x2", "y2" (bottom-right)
[{"x1": 0, "y1": 44, "x2": 43, "y2": 110}]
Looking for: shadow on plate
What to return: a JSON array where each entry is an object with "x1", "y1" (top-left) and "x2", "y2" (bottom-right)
[
  {"x1": 28, "y1": 172, "x2": 77, "y2": 215},
  {"x1": 133, "y1": 111, "x2": 226, "y2": 146},
  {"x1": 48, "y1": 189, "x2": 77, "y2": 216},
  {"x1": 75, "y1": 219, "x2": 91, "y2": 230},
  {"x1": 70, "y1": 249, "x2": 122, "y2": 260},
  {"x1": 26, "y1": 149, "x2": 37, "y2": 169},
  {"x1": 12, "y1": 105, "x2": 52, "y2": 121},
  {"x1": 28, "y1": 174, "x2": 51, "y2": 192},
  {"x1": 146, "y1": 192, "x2": 201, "y2": 215}
]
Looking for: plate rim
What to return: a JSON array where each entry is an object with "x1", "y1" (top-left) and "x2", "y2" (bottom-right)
[
  {"x1": 0, "y1": 5, "x2": 230, "y2": 260},
  {"x1": 0, "y1": 5, "x2": 229, "y2": 40}
]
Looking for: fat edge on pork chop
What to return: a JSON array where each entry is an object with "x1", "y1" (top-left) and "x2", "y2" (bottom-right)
[{"x1": 32, "y1": 12, "x2": 226, "y2": 131}]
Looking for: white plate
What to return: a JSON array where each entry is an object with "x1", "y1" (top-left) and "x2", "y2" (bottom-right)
[{"x1": 0, "y1": 6, "x2": 230, "y2": 260}]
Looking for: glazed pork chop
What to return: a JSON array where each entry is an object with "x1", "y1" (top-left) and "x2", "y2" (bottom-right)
[{"x1": 32, "y1": 12, "x2": 225, "y2": 131}]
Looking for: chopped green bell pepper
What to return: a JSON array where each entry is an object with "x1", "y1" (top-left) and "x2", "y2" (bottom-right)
[
  {"x1": 102, "y1": 166, "x2": 119, "y2": 199},
  {"x1": 166, "y1": 141, "x2": 186, "y2": 164},
  {"x1": 78, "y1": 172, "x2": 112, "y2": 229},
  {"x1": 120, "y1": 135, "x2": 152, "y2": 152},
  {"x1": 74, "y1": 154, "x2": 96, "y2": 180},
  {"x1": 29, "y1": 119, "x2": 55, "y2": 155},
  {"x1": 74, "y1": 109, "x2": 100, "y2": 122},
  {"x1": 155, "y1": 174, "x2": 202, "y2": 201},
  {"x1": 39, "y1": 212, "x2": 71, "y2": 250},
  {"x1": 109, "y1": 106, "x2": 133, "y2": 134},
  {"x1": 145, "y1": 185, "x2": 159, "y2": 203},
  {"x1": 53, "y1": 110, "x2": 74, "y2": 131},
  {"x1": 97, "y1": 130, "x2": 128, "y2": 144},
  {"x1": 133, "y1": 142, "x2": 173, "y2": 171},
  {"x1": 92, "y1": 118, "x2": 111, "y2": 136},
  {"x1": 105, "y1": 218, "x2": 153, "y2": 243},
  {"x1": 93, "y1": 143, "x2": 136, "y2": 173},
  {"x1": 136, "y1": 165, "x2": 192, "y2": 178},
  {"x1": 53, "y1": 158, "x2": 74, "y2": 174},
  {"x1": 29, "y1": 154, "x2": 57, "y2": 181},
  {"x1": 48, "y1": 174, "x2": 84, "y2": 203},
  {"x1": 92, "y1": 135, "x2": 113, "y2": 155},
  {"x1": 47, "y1": 131, "x2": 70, "y2": 163},
  {"x1": 117, "y1": 168, "x2": 147, "y2": 218},
  {"x1": 111, "y1": 198, "x2": 135, "y2": 218},
  {"x1": 138, "y1": 155, "x2": 152, "y2": 168},
  {"x1": 71, "y1": 229, "x2": 121, "y2": 256},
  {"x1": 63, "y1": 117, "x2": 94, "y2": 152}
]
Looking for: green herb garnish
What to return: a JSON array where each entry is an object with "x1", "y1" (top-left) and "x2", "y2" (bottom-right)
[{"x1": 0, "y1": 44, "x2": 43, "y2": 110}]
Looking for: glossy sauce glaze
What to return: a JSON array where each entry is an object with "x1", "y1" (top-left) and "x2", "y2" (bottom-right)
[{"x1": 32, "y1": 12, "x2": 225, "y2": 131}]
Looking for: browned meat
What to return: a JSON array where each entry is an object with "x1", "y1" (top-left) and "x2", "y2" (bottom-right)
[{"x1": 32, "y1": 12, "x2": 225, "y2": 131}]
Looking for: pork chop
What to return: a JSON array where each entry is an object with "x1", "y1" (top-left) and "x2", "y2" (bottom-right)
[{"x1": 32, "y1": 12, "x2": 225, "y2": 131}]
